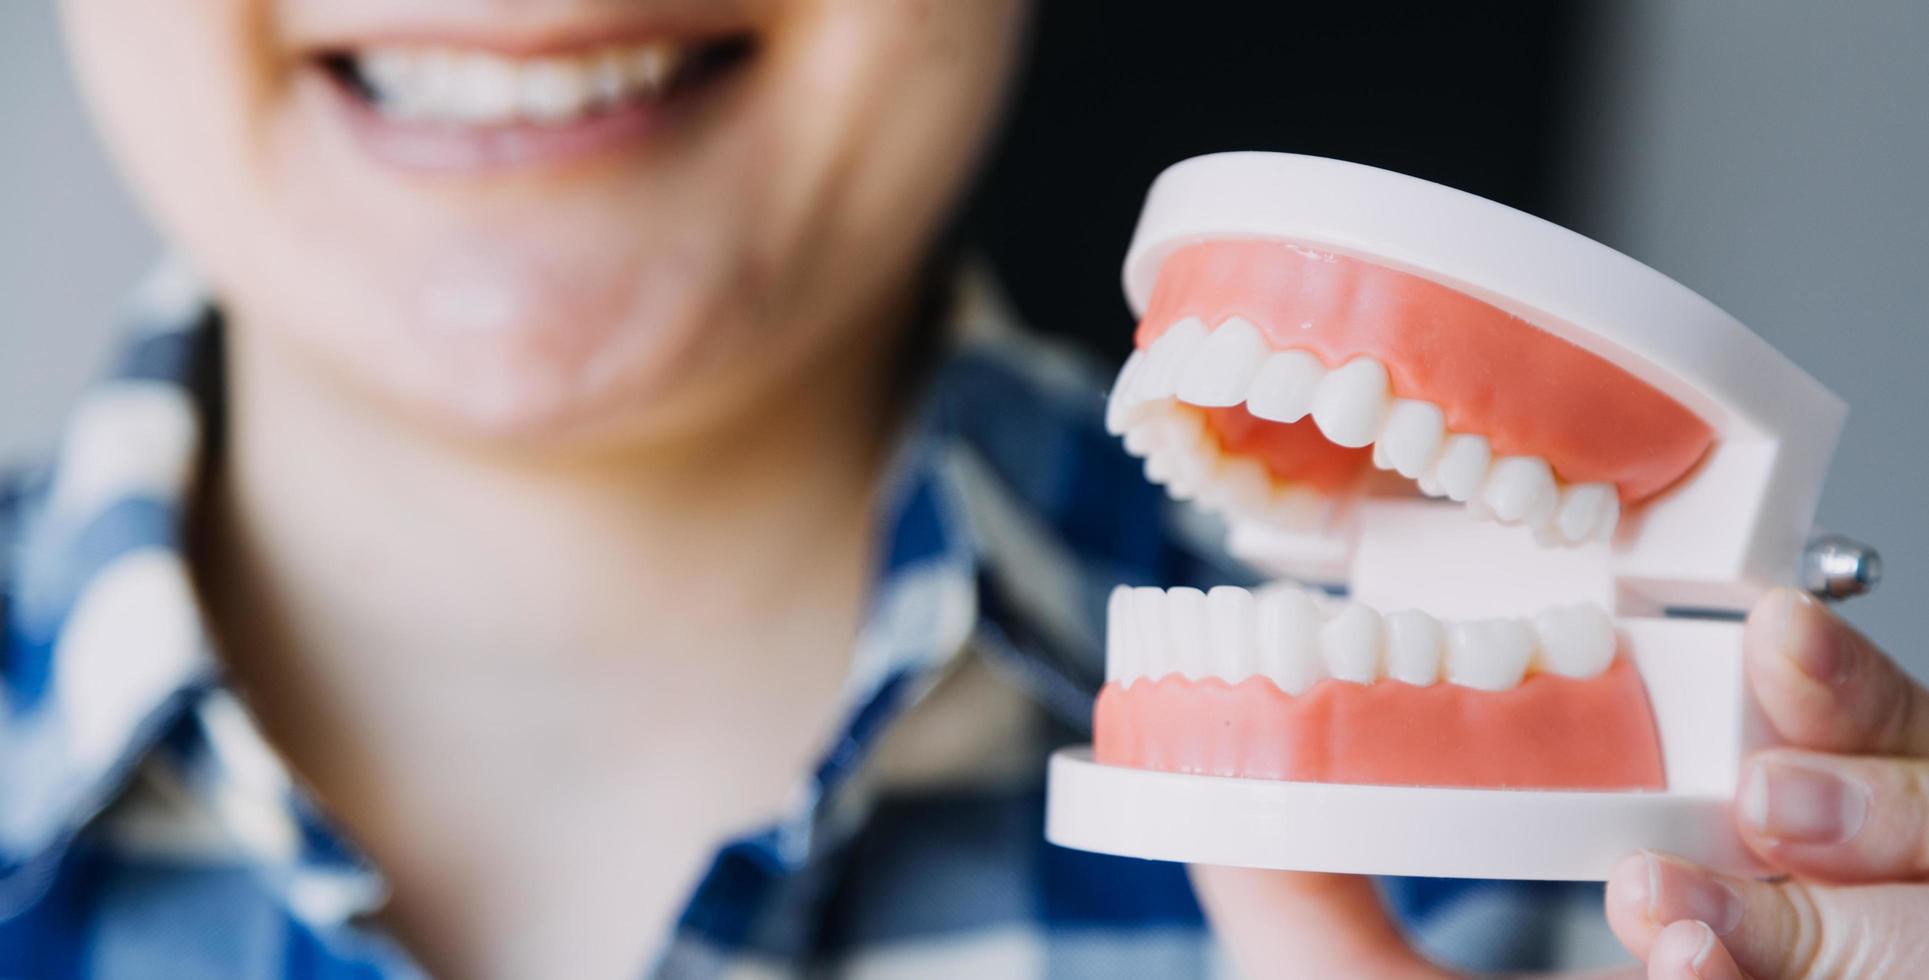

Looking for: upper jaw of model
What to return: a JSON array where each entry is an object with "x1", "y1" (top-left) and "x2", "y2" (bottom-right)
[{"x1": 1098, "y1": 152, "x2": 1845, "y2": 701}]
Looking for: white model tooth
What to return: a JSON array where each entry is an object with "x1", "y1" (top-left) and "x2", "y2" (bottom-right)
[
  {"x1": 1121, "y1": 406, "x2": 1169, "y2": 456},
  {"x1": 1105, "y1": 349, "x2": 1150, "y2": 435},
  {"x1": 1176, "y1": 318, "x2": 1269, "y2": 407},
  {"x1": 1165, "y1": 587, "x2": 1211, "y2": 680},
  {"x1": 1106, "y1": 585, "x2": 1135, "y2": 683},
  {"x1": 1143, "y1": 452, "x2": 1178, "y2": 487},
  {"x1": 1555, "y1": 483, "x2": 1609, "y2": 542},
  {"x1": 1131, "y1": 587, "x2": 1170, "y2": 682},
  {"x1": 1155, "y1": 408, "x2": 1205, "y2": 452},
  {"x1": 1319, "y1": 603, "x2": 1383, "y2": 684},
  {"x1": 1205, "y1": 586, "x2": 1259, "y2": 682},
  {"x1": 1383, "y1": 609, "x2": 1444, "y2": 685},
  {"x1": 1211, "y1": 456, "x2": 1271, "y2": 518},
  {"x1": 1268, "y1": 484, "x2": 1332, "y2": 530},
  {"x1": 1245, "y1": 349, "x2": 1326, "y2": 423},
  {"x1": 1445, "y1": 618, "x2": 1535, "y2": 691},
  {"x1": 1308, "y1": 358, "x2": 1391, "y2": 448},
  {"x1": 1480, "y1": 456, "x2": 1557, "y2": 524},
  {"x1": 1593, "y1": 493, "x2": 1621, "y2": 542},
  {"x1": 1533, "y1": 603, "x2": 1617, "y2": 679},
  {"x1": 1431, "y1": 434, "x2": 1492, "y2": 503},
  {"x1": 1526, "y1": 482, "x2": 1560, "y2": 529},
  {"x1": 1373, "y1": 399, "x2": 1446, "y2": 479},
  {"x1": 1136, "y1": 318, "x2": 1209, "y2": 400},
  {"x1": 1255, "y1": 585, "x2": 1324, "y2": 694},
  {"x1": 1165, "y1": 443, "x2": 1219, "y2": 501},
  {"x1": 519, "y1": 57, "x2": 597, "y2": 121}
]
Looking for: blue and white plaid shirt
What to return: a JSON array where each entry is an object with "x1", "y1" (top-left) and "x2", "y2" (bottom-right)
[{"x1": 0, "y1": 263, "x2": 1622, "y2": 977}]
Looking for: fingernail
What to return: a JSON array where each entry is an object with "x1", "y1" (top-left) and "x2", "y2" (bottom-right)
[
  {"x1": 1741, "y1": 757, "x2": 1870, "y2": 844},
  {"x1": 1779, "y1": 590, "x2": 1850, "y2": 685},
  {"x1": 1644, "y1": 853, "x2": 1742, "y2": 935},
  {"x1": 1686, "y1": 920, "x2": 1718, "y2": 976}
]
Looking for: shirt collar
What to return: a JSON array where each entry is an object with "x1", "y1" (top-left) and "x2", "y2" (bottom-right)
[{"x1": 0, "y1": 258, "x2": 224, "y2": 907}]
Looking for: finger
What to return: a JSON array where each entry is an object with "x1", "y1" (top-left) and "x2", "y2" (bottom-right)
[
  {"x1": 1608, "y1": 851, "x2": 1929, "y2": 979},
  {"x1": 1744, "y1": 589, "x2": 1929, "y2": 758},
  {"x1": 1738, "y1": 748, "x2": 1929, "y2": 883},
  {"x1": 1645, "y1": 920, "x2": 1745, "y2": 980},
  {"x1": 1188, "y1": 866, "x2": 1449, "y2": 980}
]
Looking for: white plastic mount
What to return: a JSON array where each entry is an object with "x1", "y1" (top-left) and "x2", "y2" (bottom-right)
[{"x1": 1047, "y1": 748, "x2": 1764, "y2": 881}]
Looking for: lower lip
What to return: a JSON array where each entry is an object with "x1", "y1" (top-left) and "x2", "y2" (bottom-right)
[{"x1": 323, "y1": 73, "x2": 702, "y2": 174}]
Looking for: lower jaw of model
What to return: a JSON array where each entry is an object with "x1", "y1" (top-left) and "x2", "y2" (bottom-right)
[{"x1": 1093, "y1": 238, "x2": 1720, "y2": 791}]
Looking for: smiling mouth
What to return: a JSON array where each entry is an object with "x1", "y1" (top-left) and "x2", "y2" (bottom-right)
[{"x1": 316, "y1": 32, "x2": 757, "y2": 170}]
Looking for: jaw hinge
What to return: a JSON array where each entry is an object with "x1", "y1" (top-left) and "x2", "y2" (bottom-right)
[{"x1": 1802, "y1": 533, "x2": 1882, "y2": 601}]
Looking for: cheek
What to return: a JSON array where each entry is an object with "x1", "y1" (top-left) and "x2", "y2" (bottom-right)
[
  {"x1": 63, "y1": 0, "x2": 285, "y2": 254},
  {"x1": 748, "y1": 0, "x2": 1024, "y2": 298}
]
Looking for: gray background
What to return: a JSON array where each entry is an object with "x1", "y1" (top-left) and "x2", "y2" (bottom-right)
[{"x1": 4, "y1": 2, "x2": 1924, "y2": 672}]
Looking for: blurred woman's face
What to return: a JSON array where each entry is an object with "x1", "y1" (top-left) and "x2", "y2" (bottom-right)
[{"x1": 61, "y1": 0, "x2": 1025, "y2": 444}]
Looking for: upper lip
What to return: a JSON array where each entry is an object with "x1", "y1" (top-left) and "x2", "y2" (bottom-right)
[{"x1": 287, "y1": 4, "x2": 760, "y2": 58}]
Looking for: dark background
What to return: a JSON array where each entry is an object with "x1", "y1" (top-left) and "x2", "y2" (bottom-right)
[{"x1": 970, "y1": 1, "x2": 1597, "y2": 359}]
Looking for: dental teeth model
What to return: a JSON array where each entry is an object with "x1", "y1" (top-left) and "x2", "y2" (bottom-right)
[{"x1": 1044, "y1": 153, "x2": 1878, "y2": 881}]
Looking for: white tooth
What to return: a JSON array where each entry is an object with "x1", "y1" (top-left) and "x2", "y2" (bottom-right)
[
  {"x1": 1593, "y1": 493, "x2": 1621, "y2": 542},
  {"x1": 1121, "y1": 409, "x2": 1166, "y2": 456},
  {"x1": 1480, "y1": 456, "x2": 1557, "y2": 524},
  {"x1": 626, "y1": 42, "x2": 682, "y2": 94},
  {"x1": 1132, "y1": 587, "x2": 1169, "y2": 682},
  {"x1": 1533, "y1": 603, "x2": 1617, "y2": 679},
  {"x1": 1165, "y1": 587, "x2": 1210, "y2": 680},
  {"x1": 1555, "y1": 483, "x2": 1609, "y2": 542},
  {"x1": 591, "y1": 49, "x2": 631, "y2": 106},
  {"x1": 1155, "y1": 409, "x2": 1205, "y2": 453},
  {"x1": 1212, "y1": 456, "x2": 1272, "y2": 517},
  {"x1": 1373, "y1": 399, "x2": 1446, "y2": 479},
  {"x1": 1383, "y1": 609, "x2": 1443, "y2": 685},
  {"x1": 1309, "y1": 357, "x2": 1391, "y2": 448},
  {"x1": 1105, "y1": 350, "x2": 1150, "y2": 435},
  {"x1": 446, "y1": 53, "x2": 522, "y2": 123},
  {"x1": 1246, "y1": 349, "x2": 1326, "y2": 423},
  {"x1": 1143, "y1": 452, "x2": 1177, "y2": 486},
  {"x1": 1255, "y1": 585, "x2": 1324, "y2": 694},
  {"x1": 1206, "y1": 586, "x2": 1259, "y2": 682},
  {"x1": 359, "y1": 49, "x2": 415, "y2": 91},
  {"x1": 399, "y1": 47, "x2": 462, "y2": 119},
  {"x1": 1166, "y1": 443, "x2": 1219, "y2": 501},
  {"x1": 1106, "y1": 585, "x2": 1135, "y2": 683},
  {"x1": 1319, "y1": 603, "x2": 1383, "y2": 684},
  {"x1": 1526, "y1": 483, "x2": 1560, "y2": 529},
  {"x1": 519, "y1": 58, "x2": 594, "y2": 122},
  {"x1": 1431, "y1": 434, "x2": 1492, "y2": 503},
  {"x1": 1268, "y1": 484, "x2": 1331, "y2": 530},
  {"x1": 1417, "y1": 472, "x2": 1448, "y2": 498},
  {"x1": 1136, "y1": 318, "x2": 1209, "y2": 400},
  {"x1": 1175, "y1": 318, "x2": 1269, "y2": 407},
  {"x1": 1445, "y1": 618, "x2": 1535, "y2": 691}
]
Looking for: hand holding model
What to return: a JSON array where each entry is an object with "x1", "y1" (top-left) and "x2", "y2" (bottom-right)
[{"x1": 1197, "y1": 588, "x2": 1929, "y2": 979}]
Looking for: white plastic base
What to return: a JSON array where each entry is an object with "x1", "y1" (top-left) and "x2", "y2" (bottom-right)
[{"x1": 1046, "y1": 748, "x2": 1764, "y2": 881}]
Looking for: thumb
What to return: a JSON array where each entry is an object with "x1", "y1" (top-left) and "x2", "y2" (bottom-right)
[{"x1": 1189, "y1": 866, "x2": 1449, "y2": 980}]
